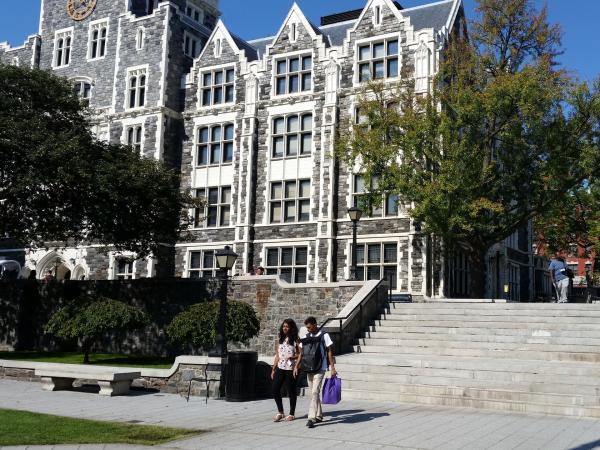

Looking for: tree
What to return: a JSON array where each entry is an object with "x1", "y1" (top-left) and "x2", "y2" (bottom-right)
[
  {"x1": 166, "y1": 301, "x2": 260, "y2": 351},
  {"x1": 0, "y1": 64, "x2": 199, "y2": 258},
  {"x1": 45, "y1": 297, "x2": 150, "y2": 363},
  {"x1": 337, "y1": 0, "x2": 600, "y2": 297}
]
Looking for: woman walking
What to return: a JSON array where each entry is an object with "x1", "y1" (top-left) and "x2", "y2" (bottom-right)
[{"x1": 272, "y1": 318, "x2": 300, "y2": 422}]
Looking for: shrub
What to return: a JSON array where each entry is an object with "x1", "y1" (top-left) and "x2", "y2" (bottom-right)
[
  {"x1": 166, "y1": 301, "x2": 260, "y2": 351},
  {"x1": 45, "y1": 296, "x2": 150, "y2": 363}
]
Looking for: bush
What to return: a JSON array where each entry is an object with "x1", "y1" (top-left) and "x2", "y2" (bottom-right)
[
  {"x1": 166, "y1": 301, "x2": 260, "y2": 351},
  {"x1": 45, "y1": 296, "x2": 150, "y2": 363}
]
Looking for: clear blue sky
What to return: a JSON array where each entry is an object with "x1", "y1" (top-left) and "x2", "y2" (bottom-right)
[{"x1": 1, "y1": 0, "x2": 598, "y2": 82}]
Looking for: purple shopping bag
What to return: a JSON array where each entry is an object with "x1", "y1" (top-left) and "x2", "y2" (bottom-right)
[{"x1": 322, "y1": 375, "x2": 341, "y2": 404}]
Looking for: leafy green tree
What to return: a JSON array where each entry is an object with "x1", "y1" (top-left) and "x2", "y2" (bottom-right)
[
  {"x1": 166, "y1": 301, "x2": 260, "y2": 351},
  {"x1": 0, "y1": 64, "x2": 199, "y2": 258},
  {"x1": 45, "y1": 297, "x2": 150, "y2": 363},
  {"x1": 337, "y1": 0, "x2": 600, "y2": 297}
]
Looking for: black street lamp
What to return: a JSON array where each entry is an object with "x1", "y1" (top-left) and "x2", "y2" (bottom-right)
[
  {"x1": 348, "y1": 207, "x2": 363, "y2": 280},
  {"x1": 214, "y1": 246, "x2": 238, "y2": 357}
]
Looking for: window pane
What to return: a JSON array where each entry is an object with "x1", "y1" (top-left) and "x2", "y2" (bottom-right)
[
  {"x1": 301, "y1": 133, "x2": 312, "y2": 154},
  {"x1": 207, "y1": 206, "x2": 217, "y2": 227},
  {"x1": 299, "y1": 180, "x2": 310, "y2": 197},
  {"x1": 384, "y1": 267, "x2": 397, "y2": 289},
  {"x1": 384, "y1": 244, "x2": 397, "y2": 263},
  {"x1": 302, "y1": 56, "x2": 312, "y2": 70},
  {"x1": 373, "y1": 42, "x2": 385, "y2": 58},
  {"x1": 202, "y1": 89, "x2": 211, "y2": 106},
  {"x1": 359, "y1": 45, "x2": 370, "y2": 61},
  {"x1": 301, "y1": 114, "x2": 312, "y2": 131},
  {"x1": 213, "y1": 86, "x2": 223, "y2": 104},
  {"x1": 288, "y1": 75, "x2": 299, "y2": 93},
  {"x1": 273, "y1": 136, "x2": 284, "y2": 157},
  {"x1": 359, "y1": 63, "x2": 370, "y2": 82},
  {"x1": 214, "y1": 70, "x2": 223, "y2": 85},
  {"x1": 203, "y1": 251, "x2": 214, "y2": 269},
  {"x1": 368, "y1": 244, "x2": 381, "y2": 263},
  {"x1": 301, "y1": 73, "x2": 311, "y2": 91},
  {"x1": 387, "y1": 40, "x2": 398, "y2": 55},
  {"x1": 289, "y1": 57, "x2": 300, "y2": 72},
  {"x1": 354, "y1": 175, "x2": 365, "y2": 193},
  {"x1": 267, "y1": 249, "x2": 279, "y2": 266},
  {"x1": 190, "y1": 252, "x2": 201, "y2": 269},
  {"x1": 294, "y1": 269, "x2": 307, "y2": 284},
  {"x1": 224, "y1": 124, "x2": 234, "y2": 140},
  {"x1": 386, "y1": 194, "x2": 399, "y2": 216},
  {"x1": 296, "y1": 247, "x2": 308, "y2": 265},
  {"x1": 281, "y1": 248, "x2": 293, "y2": 266},
  {"x1": 373, "y1": 60, "x2": 385, "y2": 79},
  {"x1": 220, "y1": 206, "x2": 230, "y2": 226},
  {"x1": 211, "y1": 126, "x2": 221, "y2": 141},
  {"x1": 226, "y1": 69, "x2": 235, "y2": 82},
  {"x1": 210, "y1": 144, "x2": 221, "y2": 164},
  {"x1": 277, "y1": 60, "x2": 287, "y2": 75},
  {"x1": 208, "y1": 188, "x2": 219, "y2": 204},
  {"x1": 287, "y1": 115, "x2": 299, "y2": 132},
  {"x1": 276, "y1": 77, "x2": 286, "y2": 95},
  {"x1": 203, "y1": 72, "x2": 211, "y2": 86},
  {"x1": 284, "y1": 181, "x2": 296, "y2": 198},
  {"x1": 367, "y1": 266, "x2": 381, "y2": 280},
  {"x1": 225, "y1": 85, "x2": 234, "y2": 102},
  {"x1": 284, "y1": 201, "x2": 296, "y2": 222},
  {"x1": 223, "y1": 142, "x2": 233, "y2": 162},
  {"x1": 298, "y1": 200, "x2": 310, "y2": 221},
  {"x1": 274, "y1": 117, "x2": 285, "y2": 134},
  {"x1": 280, "y1": 269, "x2": 292, "y2": 283},
  {"x1": 221, "y1": 187, "x2": 231, "y2": 203},
  {"x1": 197, "y1": 145, "x2": 208, "y2": 165},
  {"x1": 271, "y1": 183, "x2": 282, "y2": 199},
  {"x1": 387, "y1": 58, "x2": 398, "y2": 78},
  {"x1": 287, "y1": 135, "x2": 298, "y2": 155},
  {"x1": 356, "y1": 245, "x2": 365, "y2": 264}
]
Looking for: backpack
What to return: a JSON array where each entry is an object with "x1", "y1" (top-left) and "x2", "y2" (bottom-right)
[{"x1": 300, "y1": 334, "x2": 325, "y2": 374}]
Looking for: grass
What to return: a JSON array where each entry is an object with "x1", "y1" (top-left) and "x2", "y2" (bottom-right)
[
  {"x1": 0, "y1": 409, "x2": 200, "y2": 446},
  {"x1": 0, "y1": 352, "x2": 174, "y2": 369}
]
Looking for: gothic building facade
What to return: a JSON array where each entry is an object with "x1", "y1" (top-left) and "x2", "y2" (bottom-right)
[{"x1": 0, "y1": 0, "x2": 535, "y2": 300}]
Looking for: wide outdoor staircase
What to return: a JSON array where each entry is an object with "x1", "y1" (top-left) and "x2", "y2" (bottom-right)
[{"x1": 336, "y1": 302, "x2": 600, "y2": 418}]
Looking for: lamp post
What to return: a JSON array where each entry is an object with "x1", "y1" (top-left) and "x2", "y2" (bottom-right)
[
  {"x1": 214, "y1": 246, "x2": 238, "y2": 357},
  {"x1": 347, "y1": 207, "x2": 363, "y2": 280}
]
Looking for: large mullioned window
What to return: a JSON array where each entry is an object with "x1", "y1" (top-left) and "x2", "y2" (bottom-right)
[
  {"x1": 270, "y1": 179, "x2": 310, "y2": 223},
  {"x1": 89, "y1": 21, "x2": 108, "y2": 59},
  {"x1": 127, "y1": 68, "x2": 147, "y2": 109},
  {"x1": 265, "y1": 247, "x2": 308, "y2": 283},
  {"x1": 196, "y1": 123, "x2": 234, "y2": 166},
  {"x1": 357, "y1": 39, "x2": 399, "y2": 82},
  {"x1": 201, "y1": 67, "x2": 235, "y2": 106},
  {"x1": 194, "y1": 186, "x2": 231, "y2": 228},
  {"x1": 54, "y1": 30, "x2": 72, "y2": 68},
  {"x1": 272, "y1": 113, "x2": 312, "y2": 158},
  {"x1": 353, "y1": 243, "x2": 398, "y2": 289},
  {"x1": 188, "y1": 250, "x2": 218, "y2": 278},
  {"x1": 275, "y1": 55, "x2": 312, "y2": 95}
]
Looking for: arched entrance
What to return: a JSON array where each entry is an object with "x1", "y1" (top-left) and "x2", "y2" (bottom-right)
[{"x1": 37, "y1": 252, "x2": 73, "y2": 281}]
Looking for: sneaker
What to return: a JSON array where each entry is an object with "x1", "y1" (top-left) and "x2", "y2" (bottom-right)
[{"x1": 306, "y1": 420, "x2": 315, "y2": 428}]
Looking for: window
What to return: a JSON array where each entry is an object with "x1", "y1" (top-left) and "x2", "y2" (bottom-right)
[
  {"x1": 265, "y1": 247, "x2": 308, "y2": 283},
  {"x1": 358, "y1": 39, "x2": 399, "y2": 82},
  {"x1": 115, "y1": 258, "x2": 134, "y2": 280},
  {"x1": 374, "y1": 6, "x2": 382, "y2": 25},
  {"x1": 275, "y1": 55, "x2": 312, "y2": 95},
  {"x1": 204, "y1": 13, "x2": 216, "y2": 28},
  {"x1": 188, "y1": 250, "x2": 218, "y2": 278},
  {"x1": 184, "y1": 32, "x2": 201, "y2": 58},
  {"x1": 127, "y1": 68, "x2": 147, "y2": 109},
  {"x1": 126, "y1": 125, "x2": 143, "y2": 153},
  {"x1": 185, "y1": 3, "x2": 202, "y2": 23},
  {"x1": 73, "y1": 81, "x2": 92, "y2": 105},
  {"x1": 89, "y1": 21, "x2": 108, "y2": 59},
  {"x1": 196, "y1": 123, "x2": 234, "y2": 166},
  {"x1": 136, "y1": 28, "x2": 145, "y2": 50},
  {"x1": 194, "y1": 186, "x2": 231, "y2": 227},
  {"x1": 353, "y1": 243, "x2": 397, "y2": 289},
  {"x1": 11, "y1": 57, "x2": 19, "y2": 66},
  {"x1": 54, "y1": 30, "x2": 72, "y2": 68},
  {"x1": 270, "y1": 179, "x2": 310, "y2": 223},
  {"x1": 272, "y1": 113, "x2": 312, "y2": 158},
  {"x1": 353, "y1": 175, "x2": 398, "y2": 217},
  {"x1": 201, "y1": 67, "x2": 234, "y2": 106}
]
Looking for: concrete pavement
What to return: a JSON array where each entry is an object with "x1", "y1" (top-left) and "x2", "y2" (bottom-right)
[{"x1": 1, "y1": 379, "x2": 600, "y2": 449}]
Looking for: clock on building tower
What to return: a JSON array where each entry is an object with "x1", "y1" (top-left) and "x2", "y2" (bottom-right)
[{"x1": 67, "y1": 0, "x2": 97, "y2": 21}]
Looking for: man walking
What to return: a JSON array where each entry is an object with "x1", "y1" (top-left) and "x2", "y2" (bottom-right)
[
  {"x1": 549, "y1": 251, "x2": 570, "y2": 303},
  {"x1": 295, "y1": 316, "x2": 337, "y2": 429}
]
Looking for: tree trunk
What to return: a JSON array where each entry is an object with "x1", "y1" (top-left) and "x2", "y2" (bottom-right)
[
  {"x1": 468, "y1": 249, "x2": 487, "y2": 299},
  {"x1": 82, "y1": 339, "x2": 90, "y2": 364}
]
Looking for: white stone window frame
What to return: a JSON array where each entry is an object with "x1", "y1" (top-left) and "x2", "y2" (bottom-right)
[
  {"x1": 269, "y1": 178, "x2": 311, "y2": 225},
  {"x1": 120, "y1": 117, "x2": 147, "y2": 153},
  {"x1": 185, "y1": 245, "x2": 235, "y2": 278},
  {"x1": 183, "y1": 31, "x2": 201, "y2": 59},
  {"x1": 108, "y1": 253, "x2": 137, "y2": 280},
  {"x1": 125, "y1": 65, "x2": 149, "y2": 111},
  {"x1": 354, "y1": 32, "x2": 401, "y2": 86},
  {"x1": 87, "y1": 18, "x2": 109, "y2": 61},
  {"x1": 263, "y1": 244, "x2": 311, "y2": 284},
  {"x1": 185, "y1": 1, "x2": 203, "y2": 24},
  {"x1": 271, "y1": 49, "x2": 314, "y2": 98},
  {"x1": 72, "y1": 76, "x2": 94, "y2": 105},
  {"x1": 194, "y1": 122, "x2": 235, "y2": 168},
  {"x1": 193, "y1": 185, "x2": 232, "y2": 229},
  {"x1": 126, "y1": 124, "x2": 144, "y2": 154},
  {"x1": 198, "y1": 63, "x2": 236, "y2": 109},
  {"x1": 52, "y1": 27, "x2": 74, "y2": 69},
  {"x1": 270, "y1": 112, "x2": 313, "y2": 160},
  {"x1": 351, "y1": 173, "x2": 399, "y2": 219},
  {"x1": 344, "y1": 237, "x2": 400, "y2": 288}
]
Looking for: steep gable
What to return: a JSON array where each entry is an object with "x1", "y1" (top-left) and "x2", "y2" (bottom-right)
[
  {"x1": 351, "y1": 0, "x2": 404, "y2": 35},
  {"x1": 267, "y1": 3, "x2": 327, "y2": 55}
]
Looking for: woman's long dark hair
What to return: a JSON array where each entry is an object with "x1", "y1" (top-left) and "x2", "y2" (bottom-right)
[{"x1": 278, "y1": 318, "x2": 299, "y2": 344}]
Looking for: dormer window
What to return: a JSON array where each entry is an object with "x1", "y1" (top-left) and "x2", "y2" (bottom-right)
[
  {"x1": 200, "y1": 67, "x2": 234, "y2": 106},
  {"x1": 275, "y1": 55, "x2": 312, "y2": 95},
  {"x1": 357, "y1": 39, "x2": 399, "y2": 82}
]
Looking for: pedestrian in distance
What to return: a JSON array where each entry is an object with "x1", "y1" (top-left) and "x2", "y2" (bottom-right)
[
  {"x1": 549, "y1": 250, "x2": 571, "y2": 303},
  {"x1": 271, "y1": 318, "x2": 300, "y2": 422},
  {"x1": 295, "y1": 316, "x2": 337, "y2": 429}
]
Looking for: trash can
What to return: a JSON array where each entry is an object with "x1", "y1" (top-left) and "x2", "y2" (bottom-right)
[{"x1": 226, "y1": 351, "x2": 257, "y2": 402}]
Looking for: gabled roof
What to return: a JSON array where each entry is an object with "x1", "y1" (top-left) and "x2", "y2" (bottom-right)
[{"x1": 402, "y1": 0, "x2": 455, "y2": 31}]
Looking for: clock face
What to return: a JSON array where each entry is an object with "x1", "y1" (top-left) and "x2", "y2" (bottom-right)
[{"x1": 66, "y1": 0, "x2": 97, "y2": 21}]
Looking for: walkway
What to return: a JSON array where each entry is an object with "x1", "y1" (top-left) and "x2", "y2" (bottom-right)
[{"x1": 1, "y1": 379, "x2": 600, "y2": 450}]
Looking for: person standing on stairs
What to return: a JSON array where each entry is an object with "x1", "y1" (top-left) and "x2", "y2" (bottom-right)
[
  {"x1": 271, "y1": 319, "x2": 300, "y2": 422},
  {"x1": 549, "y1": 250, "x2": 570, "y2": 303}
]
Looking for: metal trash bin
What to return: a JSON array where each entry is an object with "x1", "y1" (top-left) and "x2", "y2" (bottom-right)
[{"x1": 226, "y1": 351, "x2": 257, "y2": 402}]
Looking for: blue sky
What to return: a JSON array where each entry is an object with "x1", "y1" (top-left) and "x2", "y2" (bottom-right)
[{"x1": 1, "y1": 0, "x2": 598, "y2": 82}]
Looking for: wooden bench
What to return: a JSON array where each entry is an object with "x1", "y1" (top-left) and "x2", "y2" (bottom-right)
[{"x1": 34, "y1": 363, "x2": 141, "y2": 396}]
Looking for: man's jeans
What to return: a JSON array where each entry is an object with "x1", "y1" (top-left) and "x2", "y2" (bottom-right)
[
  {"x1": 556, "y1": 278, "x2": 569, "y2": 303},
  {"x1": 307, "y1": 371, "x2": 326, "y2": 421}
]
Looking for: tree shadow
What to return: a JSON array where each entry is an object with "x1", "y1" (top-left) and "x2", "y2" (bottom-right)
[{"x1": 569, "y1": 439, "x2": 600, "y2": 450}]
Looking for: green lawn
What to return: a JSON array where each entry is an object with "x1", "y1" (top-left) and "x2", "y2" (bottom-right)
[
  {"x1": 0, "y1": 409, "x2": 200, "y2": 446},
  {"x1": 0, "y1": 352, "x2": 174, "y2": 369}
]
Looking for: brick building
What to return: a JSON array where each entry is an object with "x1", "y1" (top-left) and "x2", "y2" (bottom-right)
[{"x1": 0, "y1": 0, "x2": 536, "y2": 300}]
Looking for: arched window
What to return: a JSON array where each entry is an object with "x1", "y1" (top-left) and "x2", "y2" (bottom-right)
[{"x1": 73, "y1": 80, "x2": 92, "y2": 105}]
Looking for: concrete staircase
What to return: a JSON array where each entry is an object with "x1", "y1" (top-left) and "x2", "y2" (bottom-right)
[{"x1": 336, "y1": 302, "x2": 600, "y2": 418}]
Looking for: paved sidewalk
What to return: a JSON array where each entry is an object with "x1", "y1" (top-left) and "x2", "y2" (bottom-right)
[{"x1": 1, "y1": 379, "x2": 600, "y2": 450}]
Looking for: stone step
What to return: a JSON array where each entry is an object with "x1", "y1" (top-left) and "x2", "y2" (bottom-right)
[
  {"x1": 371, "y1": 320, "x2": 600, "y2": 330},
  {"x1": 377, "y1": 314, "x2": 600, "y2": 324},
  {"x1": 358, "y1": 337, "x2": 600, "y2": 353},
  {"x1": 367, "y1": 326, "x2": 600, "y2": 338},
  {"x1": 337, "y1": 369, "x2": 600, "y2": 395},
  {"x1": 384, "y1": 306, "x2": 600, "y2": 316},
  {"x1": 351, "y1": 344, "x2": 600, "y2": 362},
  {"x1": 341, "y1": 389, "x2": 600, "y2": 418},
  {"x1": 388, "y1": 303, "x2": 600, "y2": 310}
]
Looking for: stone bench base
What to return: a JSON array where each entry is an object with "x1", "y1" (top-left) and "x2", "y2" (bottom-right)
[{"x1": 40, "y1": 376, "x2": 134, "y2": 396}]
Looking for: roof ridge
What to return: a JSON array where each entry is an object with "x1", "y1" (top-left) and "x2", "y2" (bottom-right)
[{"x1": 401, "y1": 0, "x2": 454, "y2": 13}]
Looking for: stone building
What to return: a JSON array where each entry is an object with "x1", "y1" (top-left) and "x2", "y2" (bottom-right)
[{"x1": 0, "y1": 0, "x2": 535, "y2": 300}]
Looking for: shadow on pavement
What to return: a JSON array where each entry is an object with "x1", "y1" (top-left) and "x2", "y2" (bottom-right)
[
  {"x1": 569, "y1": 439, "x2": 600, "y2": 450},
  {"x1": 317, "y1": 409, "x2": 390, "y2": 425}
]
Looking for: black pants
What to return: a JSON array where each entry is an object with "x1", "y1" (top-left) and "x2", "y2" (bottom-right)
[{"x1": 272, "y1": 368, "x2": 297, "y2": 415}]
